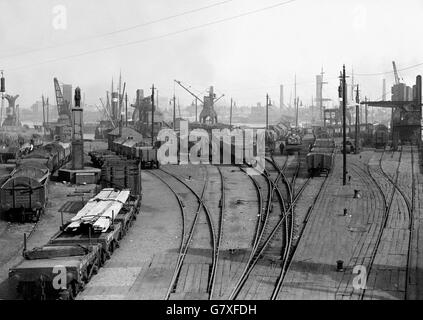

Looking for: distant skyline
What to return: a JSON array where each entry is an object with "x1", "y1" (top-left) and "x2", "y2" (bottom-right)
[{"x1": 1, "y1": 0, "x2": 422, "y2": 109}]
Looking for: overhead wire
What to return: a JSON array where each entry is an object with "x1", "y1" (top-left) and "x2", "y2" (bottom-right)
[
  {"x1": 4, "y1": 0, "x2": 298, "y2": 72},
  {"x1": 0, "y1": 0, "x2": 236, "y2": 60}
]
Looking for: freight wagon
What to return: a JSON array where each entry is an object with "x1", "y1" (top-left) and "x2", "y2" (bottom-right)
[
  {"x1": 285, "y1": 132, "x2": 303, "y2": 154},
  {"x1": 306, "y1": 138, "x2": 336, "y2": 176},
  {"x1": 374, "y1": 124, "x2": 389, "y2": 149},
  {"x1": 17, "y1": 142, "x2": 71, "y2": 173},
  {"x1": 306, "y1": 152, "x2": 335, "y2": 175},
  {"x1": 313, "y1": 138, "x2": 336, "y2": 149},
  {"x1": 9, "y1": 189, "x2": 140, "y2": 300},
  {"x1": 0, "y1": 142, "x2": 71, "y2": 222},
  {"x1": 0, "y1": 165, "x2": 49, "y2": 222},
  {"x1": 111, "y1": 137, "x2": 160, "y2": 169}
]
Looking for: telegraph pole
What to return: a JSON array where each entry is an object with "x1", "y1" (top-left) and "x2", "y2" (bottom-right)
[
  {"x1": 355, "y1": 85, "x2": 360, "y2": 154},
  {"x1": 195, "y1": 99, "x2": 198, "y2": 122},
  {"x1": 365, "y1": 96, "x2": 368, "y2": 128},
  {"x1": 266, "y1": 94, "x2": 269, "y2": 130},
  {"x1": 294, "y1": 74, "x2": 298, "y2": 128},
  {"x1": 46, "y1": 97, "x2": 49, "y2": 125},
  {"x1": 173, "y1": 95, "x2": 176, "y2": 130},
  {"x1": 230, "y1": 98, "x2": 233, "y2": 127},
  {"x1": 42, "y1": 95, "x2": 46, "y2": 138},
  {"x1": 0, "y1": 71, "x2": 5, "y2": 126},
  {"x1": 125, "y1": 93, "x2": 128, "y2": 126},
  {"x1": 151, "y1": 85, "x2": 155, "y2": 147},
  {"x1": 365, "y1": 96, "x2": 370, "y2": 135},
  {"x1": 341, "y1": 65, "x2": 347, "y2": 186}
]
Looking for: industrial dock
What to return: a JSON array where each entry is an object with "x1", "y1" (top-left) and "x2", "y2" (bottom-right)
[{"x1": 0, "y1": 0, "x2": 422, "y2": 308}]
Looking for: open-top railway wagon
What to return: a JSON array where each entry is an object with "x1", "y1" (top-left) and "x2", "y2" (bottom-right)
[
  {"x1": 0, "y1": 142, "x2": 72, "y2": 222},
  {"x1": 285, "y1": 132, "x2": 303, "y2": 154},
  {"x1": 313, "y1": 138, "x2": 335, "y2": 149},
  {"x1": 17, "y1": 142, "x2": 71, "y2": 173},
  {"x1": 109, "y1": 137, "x2": 160, "y2": 169},
  {"x1": 313, "y1": 127, "x2": 331, "y2": 139},
  {"x1": 306, "y1": 138, "x2": 336, "y2": 176},
  {"x1": 306, "y1": 151, "x2": 335, "y2": 176},
  {"x1": 9, "y1": 188, "x2": 141, "y2": 300},
  {"x1": 0, "y1": 164, "x2": 49, "y2": 222}
]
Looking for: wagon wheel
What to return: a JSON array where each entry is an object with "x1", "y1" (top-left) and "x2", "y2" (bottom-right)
[
  {"x1": 59, "y1": 283, "x2": 75, "y2": 300},
  {"x1": 32, "y1": 209, "x2": 40, "y2": 223},
  {"x1": 99, "y1": 250, "x2": 106, "y2": 266},
  {"x1": 68, "y1": 283, "x2": 76, "y2": 300},
  {"x1": 109, "y1": 240, "x2": 118, "y2": 254}
]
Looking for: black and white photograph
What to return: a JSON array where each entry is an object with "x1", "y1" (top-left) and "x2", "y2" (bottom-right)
[{"x1": 0, "y1": 0, "x2": 422, "y2": 311}]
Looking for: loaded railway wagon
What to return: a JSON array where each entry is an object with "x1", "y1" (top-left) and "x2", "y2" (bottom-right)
[
  {"x1": 111, "y1": 137, "x2": 160, "y2": 169},
  {"x1": 285, "y1": 132, "x2": 303, "y2": 154},
  {"x1": 17, "y1": 142, "x2": 71, "y2": 173},
  {"x1": 9, "y1": 188, "x2": 141, "y2": 300}
]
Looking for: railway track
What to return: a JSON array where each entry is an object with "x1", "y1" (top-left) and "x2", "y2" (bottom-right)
[
  {"x1": 356, "y1": 146, "x2": 414, "y2": 299},
  {"x1": 228, "y1": 161, "x2": 285, "y2": 299},
  {"x1": 379, "y1": 146, "x2": 414, "y2": 298},
  {"x1": 271, "y1": 155, "x2": 330, "y2": 300},
  {"x1": 228, "y1": 151, "x2": 316, "y2": 300},
  {"x1": 149, "y1": 166, "x2": 218, "y2": 300},
  {"x1": 407, "y1": 146, "x2": 416, "y2": 299},
  {"x1": 209, "y1": 166, "x2": 225, "y2": 299},
  {"x1": 345, "y1": 156, "x2": 391, "y2": 300}
]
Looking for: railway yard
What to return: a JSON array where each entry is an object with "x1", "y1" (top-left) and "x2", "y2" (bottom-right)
[
  {"x1": 78, "y1": 143, "x2": 422, "y2": 300},
  {"x1": 1, "y1": 137, "x2": 421, "y2": 300}
]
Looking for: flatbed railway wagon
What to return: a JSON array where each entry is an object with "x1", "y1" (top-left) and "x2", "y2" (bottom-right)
[{"x1": 9, "y1": 188, "x2": 141, "y2": 300}]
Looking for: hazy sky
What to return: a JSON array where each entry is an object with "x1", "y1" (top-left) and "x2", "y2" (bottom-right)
[{"x1": 1, "y1": 0, "x2": 423, "y2": 109}]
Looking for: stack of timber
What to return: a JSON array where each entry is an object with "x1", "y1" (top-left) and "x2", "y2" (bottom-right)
[{"x1": 66, "y1": 188, "x2": 130, "y2": 233}]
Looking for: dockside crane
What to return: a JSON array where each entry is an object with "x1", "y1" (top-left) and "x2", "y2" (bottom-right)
[
  {"x1": 174, "y1": 80, "x2": 204, "y2": 104},
  {"x1": 53, "y1": 78, "x2": 71, "y2": 124},
  {"x1": 392, "y1": 61, "x2": 401, "y2": 84}
]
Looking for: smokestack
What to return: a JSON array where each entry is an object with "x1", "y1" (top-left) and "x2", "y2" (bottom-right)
[
  {"x1": 415, "y1": 75, "x2": 422, "y2": 105},
  {"x1": 280, "y1": 85, "x2": 284, "y2": 109}
]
